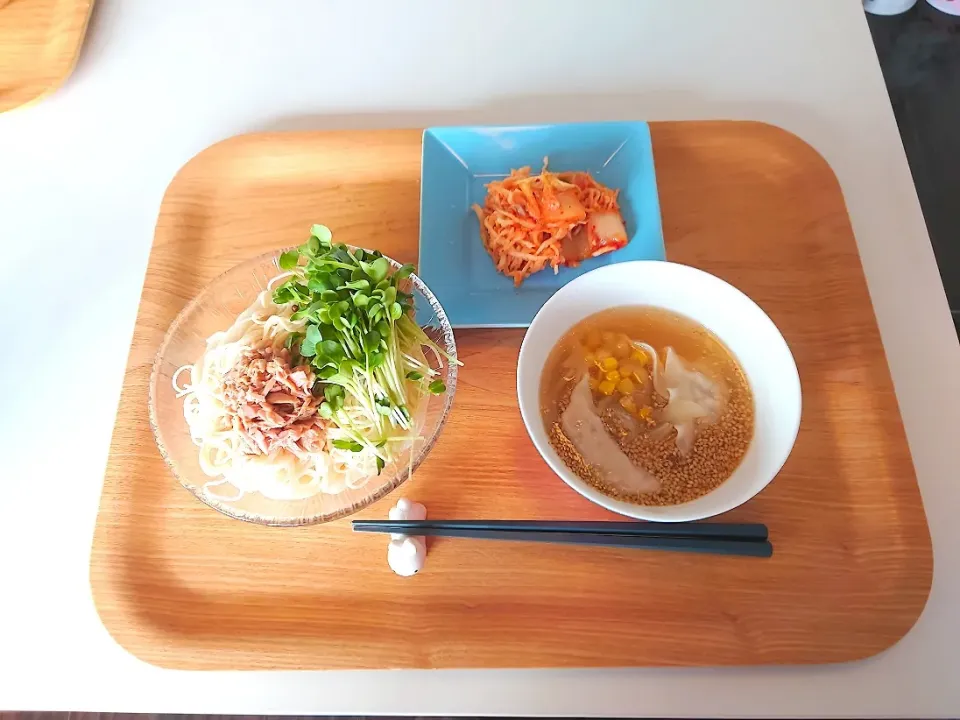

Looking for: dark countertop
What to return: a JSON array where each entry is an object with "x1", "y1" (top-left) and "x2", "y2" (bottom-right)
[{"x1": 867, "y1": 3, "x2": 960, "y2": 335}]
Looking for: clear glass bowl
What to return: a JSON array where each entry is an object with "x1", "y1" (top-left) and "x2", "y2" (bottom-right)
[{"x1": 148, "y1": 249, "x2": 458, "y2": 526}]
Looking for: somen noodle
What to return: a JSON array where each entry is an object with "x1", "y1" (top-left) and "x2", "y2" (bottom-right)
[{"x1": 172, "y1": 224, "x2": 454, "y2": 503}]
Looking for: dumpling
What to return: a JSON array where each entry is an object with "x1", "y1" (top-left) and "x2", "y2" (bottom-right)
[
  {"x1": 561, "y1": 376, "x2": 661, "y2": 494},
  {"x1": 636, "y1": 345, "x2": 726, "y2": 456}
]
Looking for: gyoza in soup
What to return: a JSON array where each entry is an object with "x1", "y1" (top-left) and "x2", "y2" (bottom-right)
[{"x1": 540, "y1": 306, "x2": 754, "y2": 506}]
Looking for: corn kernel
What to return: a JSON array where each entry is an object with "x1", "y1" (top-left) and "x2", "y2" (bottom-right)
[
  {"x1": 617, "y1": 377, "x2": 635, "y2": 394},
  {"x1": 600, "y1": 356, "x2": 618, "y2": 371},
  {"x1": 631, "y1": 348, "x2": 648, "y2": 365},
  {"x1": 596, "y1": 347, "x2": 612, "y2": 362},
  {"x1": 619, "y1": 396, "x2": 637, "y2": 413},
  {"x1": 605, "y1": 369, "x2": 621, "y2": 383},
  {"x1": 598, "y1": 379, "x2": 616, "y2": 396},
  {"x1": 639, "y1": 406, "x2": 653, "y2": 420}
]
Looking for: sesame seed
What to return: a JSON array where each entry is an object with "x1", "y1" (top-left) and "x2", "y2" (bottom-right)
[{"x1": 548, "y1": 370, "x2": 754, "y2": 506}]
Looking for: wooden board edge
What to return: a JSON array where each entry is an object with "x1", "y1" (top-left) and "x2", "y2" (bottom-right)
[
  {"x1": 0, "y1": 0, "x2": 96, "y2": 113},
  {"x1": 87, "y1": 120, "x2": 937, "y2": 670}
]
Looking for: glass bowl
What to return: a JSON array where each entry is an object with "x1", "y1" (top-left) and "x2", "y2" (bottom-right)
[{"x1": 148, "y1": 249, "x2": 458, "y2": 526}]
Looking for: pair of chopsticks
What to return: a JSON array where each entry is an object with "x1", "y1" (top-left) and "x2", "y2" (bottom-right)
[{"x1": 352, "y1": 520, "x2": 772, "y2": 558}]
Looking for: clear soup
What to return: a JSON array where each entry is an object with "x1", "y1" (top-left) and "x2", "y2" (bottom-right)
[{"x1": 540, "y1": 306, "x2": 755, "y2": 506}]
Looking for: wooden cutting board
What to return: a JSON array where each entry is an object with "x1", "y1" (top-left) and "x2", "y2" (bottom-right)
[
  {"x1": 0, "y1": 0, "x2": 93, "y2": 113},
  {"x1": 89, "y1": 122, "x2": 932, "y2": 670}
]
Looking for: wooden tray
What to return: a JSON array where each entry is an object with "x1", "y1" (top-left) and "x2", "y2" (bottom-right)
[
  {"x1": 0, "y1": 0, "x2": 94, "y2": 113},
  {"x1": 89, "y1": 122, "x2": 933, "y2": 670}
]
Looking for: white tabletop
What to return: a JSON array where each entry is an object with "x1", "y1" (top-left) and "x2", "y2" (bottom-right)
[{"x1": 1, "y1": 0, "x2": 959, "y2": 716}]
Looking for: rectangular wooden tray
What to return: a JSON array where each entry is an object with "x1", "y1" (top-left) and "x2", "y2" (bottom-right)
[
  {"x1": 0, "y1": 0, "x2": 94, "y2": 113},
  {"x1": 89, "y1": 122, "x2": 932, "y2": 670}
]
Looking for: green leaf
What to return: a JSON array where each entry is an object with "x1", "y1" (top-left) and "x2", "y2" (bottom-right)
[
  {"x1": 307, "y1": 299, "x2": 327, "y2": 318},
  {"x1": 376, "y1": 456, "x2": 385, "y2": 473},
  {"x1": 332, "y1": 439, "x2": 364, "y2": 452},
  {"x1": 320, "y1": 290, "x2": 340, "y2": 304},
  {"x1": 368, "y1": 257, "x2": 390, "y2": 283},
  {"x1": 310, "y1": 224, "x2": 333, "y2": 245},
  {"x1": 301, "y1": 326, "x2": 321, "y2": 357},
  {"x1": 285, "y1": 332, "x2": 303, "y2": 351},
  {"x1": 318, "y1": 402, "x2": 334, "y2": 419},
  {"x1": 317, "y1": 365, "x2": 338, "y2": 380},
  {"x1": 428, "y1": 379, "x2": 446, "y2": 394},
  {"x1": 306, "y1": 235, "x2": 321, "y2": 255},
  {"x1": 304, "y1": 325, "x2": 322, "y2": 344},
  {"x1": 308, "y1": 274, "x2": 335, "y2": 293},
  {"x1": 324, "y1": 384, "x2": 344, "y2": 402},
  {"x1": 363, "y1": 331, "x2": 381, "y2": 353},
  {"x1": 368, "y1": 352, "x2": 385, "y2": 369},
  {"x1": 367, "y1": 301, "x2": 383, "y2": 318},
  {"x1": 287, "y1": 283, "x2": 310, "y2": 304},
  {"x1": 384, "y1": 286, "x2": 397, "y2": 305},
  {"x1": 353, "y1": 293, "x2": 370, "y2": 308},
  {"x1": 406, "y1": 371, "x2": 423, "y2": 381},
  {"x1": 376, "y1": 320, "x2": 390, "y2": 339},
  {"x1": 319, "y1": 340, "x2": 343, "y2": 359},
  {"x1": 291, "y1": 300, "x2": 323, "y2": 322},
  {"x1": 279, "y1": 250, "x2": 300, "y2": 271},
  {"x1": 272, "y1": 285, "x2": 294, "y2": 305},
  {"x1": 395, "y1": 263, "x2": 415, "y2": 280},
  {"x1": 345, "y1": 278, "x2": 370, "y2": 291},
  {"x1": 389, "y1": 302, "x2": 403, "y2": 320}
]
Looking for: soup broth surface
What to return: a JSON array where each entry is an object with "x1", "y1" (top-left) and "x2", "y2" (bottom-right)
[{"x1": 540, "y1": 306, "x2": 754, "y2": 506}]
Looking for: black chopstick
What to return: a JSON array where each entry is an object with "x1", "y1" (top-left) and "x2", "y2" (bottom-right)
[
  {"x1": 353, "y1": 519, "x2": 768, "y2": 542},
  {"x1": 352, "y1": 524, "x2": 772, "y2": 558}
]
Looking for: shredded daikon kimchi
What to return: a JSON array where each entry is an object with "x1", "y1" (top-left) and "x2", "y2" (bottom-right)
[{"x1": 472, "y1": 158, "x2": 629, "y2": 286}]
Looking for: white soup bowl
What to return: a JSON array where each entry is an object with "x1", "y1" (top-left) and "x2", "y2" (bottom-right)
[{"x1": 516, "y1": 261, "x2": 801, "y2": 522}]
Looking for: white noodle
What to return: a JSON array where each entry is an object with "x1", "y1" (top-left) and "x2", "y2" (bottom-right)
[{"x1": 173, "y1": 288, "x2": 387, "y2": 502}]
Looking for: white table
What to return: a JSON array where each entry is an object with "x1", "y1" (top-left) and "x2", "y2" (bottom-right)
[{"x1": 1, "y1": 0, "x2": 958, "y2": 716}]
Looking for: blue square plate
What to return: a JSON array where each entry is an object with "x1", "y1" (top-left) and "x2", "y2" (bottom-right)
[{"x1": 418, "y1": 121, "x2": 664, "y2": 328}]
